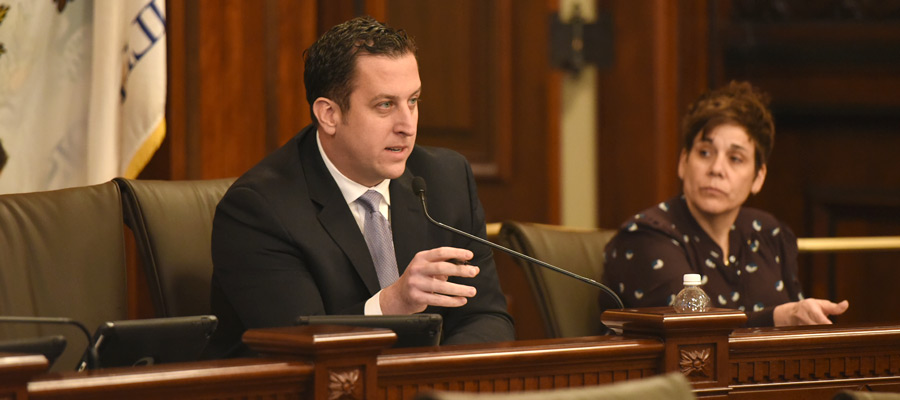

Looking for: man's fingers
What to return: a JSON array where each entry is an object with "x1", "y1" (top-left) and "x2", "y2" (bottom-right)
[
  {"x1": 422, "y1": 247, "x2": 474, "y2": 263},
  {"x1": 405, "y1": 281, "x2": 474, "y2": 308},
  {"x1": 410, "y1": 276, "x2": 476, "y2": 298},
  {"x1": 415, "y1": 261, "x2": 480, "y2": 279},
  {"x1": 407, "y1": 247, "x2": 481, "y2": 279},
  {"x1": 420, "y1": 292, "x2": 468, "y2": 308}
]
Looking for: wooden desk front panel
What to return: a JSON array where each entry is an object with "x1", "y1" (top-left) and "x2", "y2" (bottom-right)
[
  {"x1": 726, "y1": 324, "x2": 900, "y2": 399},
  {"x1": 6, "y1": 322, "x2": 900, "y2": 399},
  {"x1": 377, "y1": 336, "x2": 664, "y2": 398},
  {"x1": 27, "y1": 359, "x2": 313, "y2": 400}
]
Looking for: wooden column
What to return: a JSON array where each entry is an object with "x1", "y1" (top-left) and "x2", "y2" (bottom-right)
[
  {"x1": 602, "y1": 307, "x2": 747, "y2": 397},
  {"x1": 244, "y1": 325, "x2": 396, "y2": 400},
  {"x1": 0, "y1": 354, "x2": 46, "y2": 400}
]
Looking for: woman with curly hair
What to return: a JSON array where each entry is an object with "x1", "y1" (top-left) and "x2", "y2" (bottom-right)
[{"x1": 601, "y1": 81, "x2": 849, "y2": 327}]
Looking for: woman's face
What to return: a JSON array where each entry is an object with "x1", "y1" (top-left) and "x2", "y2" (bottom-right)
[{"x1": 678, "y1": 124, "x2": 767, "y2": 220}]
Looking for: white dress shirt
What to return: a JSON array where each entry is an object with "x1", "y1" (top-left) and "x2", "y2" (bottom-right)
[{"x1": 316, "y1": 131, "x2": 391, "y2": 315}]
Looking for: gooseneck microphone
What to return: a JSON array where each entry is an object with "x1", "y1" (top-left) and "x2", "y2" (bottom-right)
[
  {"x1": 0, "y1": 316, "x2": 98, "y2": 371},
  {"x1": 411, "y1": 177, "x2": 624, "y2": 309}
]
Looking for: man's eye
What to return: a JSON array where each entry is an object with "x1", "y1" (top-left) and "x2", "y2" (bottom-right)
[
  {"x1": 731, "y1": 156, "x2": 744, "y2": 163},
  {"x1": 409, "y1": 97, "x2": 419, "y2": 106},
  {"x1": 698, "y1": 149, "x2": 711, "y2": 157},
  {"x1": 377, "y1": 101, "x2": 392, "y2": 109}
]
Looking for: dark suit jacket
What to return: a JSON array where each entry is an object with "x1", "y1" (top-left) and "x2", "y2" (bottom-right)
[{"x1": 208, "y1": 124, "x2": 515, "y2": 357}]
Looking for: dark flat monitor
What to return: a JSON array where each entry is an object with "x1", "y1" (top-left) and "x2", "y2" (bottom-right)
[
  {"x1": 0, "y1": 335, "x2": 67, "y2": 369},
  {"x1": 295, "y1": 314, "x2": 442, "y2": 348},
  {"x1": 83, "y1": 315, "x2": 217, "y2": 369}
]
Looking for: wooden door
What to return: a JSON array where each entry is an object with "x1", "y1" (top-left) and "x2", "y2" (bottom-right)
[{"x1": 371, "y1": 0, "x2": 562, "y2": 340}]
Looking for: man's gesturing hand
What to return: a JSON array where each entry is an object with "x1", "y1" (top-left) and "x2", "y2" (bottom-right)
[{"x1": 379, "y1": 247, "x2": 480, "y2": 315}]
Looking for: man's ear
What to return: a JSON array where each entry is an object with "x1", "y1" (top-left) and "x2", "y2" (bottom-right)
[
  {"x1": 751, "y1": 163, "x2": 767, "y2": 195},
  {"x1": 677, "y1": 149, "x2": 688, "y2": 180},
  {"x1": 313, "y1": 98, "x2": 340, "y2": 135}
]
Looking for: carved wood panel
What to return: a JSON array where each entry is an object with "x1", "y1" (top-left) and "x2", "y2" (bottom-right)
[
  {"x1": 329, "y1": 367, "x2": 362, "y2": 399},
  {"x1": 380, "y1": 367, "x2": 656, "y2": 398},
  {"x1": 681, "y1": 344, "x2": 715, "y2": 380},
  {"x1": 731, "y1": 353, "x2": 900, "y2": 385}
]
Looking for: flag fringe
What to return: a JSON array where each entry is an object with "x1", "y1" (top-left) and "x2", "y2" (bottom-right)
[{"x1": 124, "y1": 118, "x2": 166, "y2": 179}]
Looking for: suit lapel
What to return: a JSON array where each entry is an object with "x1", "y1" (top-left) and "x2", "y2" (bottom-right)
[
  {"x1": 390, "y1": 171, "x2": 429, "y2": 275},
  {"x1": 299, "y1": 131, "x2": 382, "y2": 295}
]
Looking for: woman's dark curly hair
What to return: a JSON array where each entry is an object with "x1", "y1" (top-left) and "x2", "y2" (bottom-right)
[
  {"x1": 681, "y1": 81, "x2": 775, "y2": 171},
  {"x1": 303, "y1": 16, "x2": 417, "y2": 125}
]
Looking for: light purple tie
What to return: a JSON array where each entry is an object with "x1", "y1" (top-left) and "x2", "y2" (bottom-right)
[{"x1": 357, "y1": 190, "x2": 399, "y2": 288}]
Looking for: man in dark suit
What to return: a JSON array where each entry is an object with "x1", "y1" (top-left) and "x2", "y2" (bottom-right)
[{"x1": 208, "y1": 16, "x2": 515, "y2": 358}]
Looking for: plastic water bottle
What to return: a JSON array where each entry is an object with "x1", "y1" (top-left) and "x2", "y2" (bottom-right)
[{"x1": 673, "y1": 273, "x2": 710, "y2": 313}]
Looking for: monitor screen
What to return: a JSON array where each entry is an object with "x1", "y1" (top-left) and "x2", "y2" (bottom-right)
[
  {"x1": 83, "y1": 315, "x2": 217, "y2": 369},
  {"x1": 295, "y1": 314, "x2": 442, "y2": 348},
  {"x1": 0, "y1": 335, "x2": 67, "y2": 369}
]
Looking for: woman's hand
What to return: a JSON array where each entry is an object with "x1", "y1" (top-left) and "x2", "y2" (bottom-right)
[{"x1": 773, "y1": 298, "x2": 849, "y2": 326}]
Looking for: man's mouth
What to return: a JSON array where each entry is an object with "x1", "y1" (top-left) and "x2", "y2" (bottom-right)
[{"x1": 386, "y1": 147, "x2": 404, "y2": 152}]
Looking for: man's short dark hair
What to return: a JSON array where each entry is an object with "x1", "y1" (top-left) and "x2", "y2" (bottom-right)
[{"x1": 303, "y1": 16, "x2": 417, "y2": 125}]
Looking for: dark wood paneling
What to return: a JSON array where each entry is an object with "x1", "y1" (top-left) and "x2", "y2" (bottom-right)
[
  {"x1": 195, "y1": 0, "x2": 268, "y2": 179},
  {"x1": 386, "y1": 0, "x2": 513, "y2": 180},
  {"x1": 157, "y1": 0, "x2": 318, "y2": 181},
  {"x1": 713, "y1": 1, "x2": 900, "y2": 324},
  {"x1": 803, "y1": 188, "x2": 900, "y2": 324},
  {"x1": 380, "y1": 0, "x2": 558, "y2": 340},
  {"x1": 269, "y1": 0, "x2": 316, "y2": 147},
  {"x1": 596, "y1": 0, "x2": 690, "y2": 228},
  {"x1": 164, "y1": 0, "x2": 554, "y2": 219},
  {"x1": 599, "y1": 0, "x2": 900, "y2": 325}
]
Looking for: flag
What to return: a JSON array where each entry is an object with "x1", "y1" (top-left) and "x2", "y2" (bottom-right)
[{"x1": 0, "y1": 0, "x2": 166, "y2": 194}]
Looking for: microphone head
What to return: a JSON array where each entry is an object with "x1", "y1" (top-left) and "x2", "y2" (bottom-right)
[{"x1": 412, "y1": 176, "x2": 427, "y2": 197}]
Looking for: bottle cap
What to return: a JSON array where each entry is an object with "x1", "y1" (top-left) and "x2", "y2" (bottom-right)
[{"x1": 683, "y1": 273, "x2": 701, "y2": 285}]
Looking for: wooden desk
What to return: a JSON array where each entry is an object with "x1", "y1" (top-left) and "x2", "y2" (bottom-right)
[{"x1": 2, "y1": 308, "x2": 899, "y2": 399}]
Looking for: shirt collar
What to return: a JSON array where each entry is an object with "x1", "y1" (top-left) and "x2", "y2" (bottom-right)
[{"x1": 316, "y1": 130, "x2": 391, "y2": 206}]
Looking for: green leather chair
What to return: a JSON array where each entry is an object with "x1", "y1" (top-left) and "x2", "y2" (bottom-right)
[
  {"x1": 0, "y1": 182, "x2": 128, "y2": 371},
  {"x1": 115, "y1": 178, "x2": 235, "y2": 318},
  {"x1": 498, "y1": 221, "x2": 618, "y2": 338}
]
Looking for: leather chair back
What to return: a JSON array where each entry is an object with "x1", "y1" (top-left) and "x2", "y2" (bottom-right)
[
  {"x1": 115, "y1": 178, "x2": 236, "y2": 318},
  {"x1": 499, "y1": 221, "x2": 617, "y2": 338},
  {"x1": 0, "y1": 182, "x2": 127, "y2": 370},
  {"x1": 833, "y1": 390, "x2": 900, "y2": 400}
]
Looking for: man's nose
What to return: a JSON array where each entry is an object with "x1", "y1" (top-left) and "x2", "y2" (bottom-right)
[{"x1": 394, "y1": 105, "x2": 417, "y2": 136}]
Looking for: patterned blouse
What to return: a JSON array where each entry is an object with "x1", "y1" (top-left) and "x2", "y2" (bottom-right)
[{"x1": 601, "y1": 195, "x2": 804, "y2": 326}]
